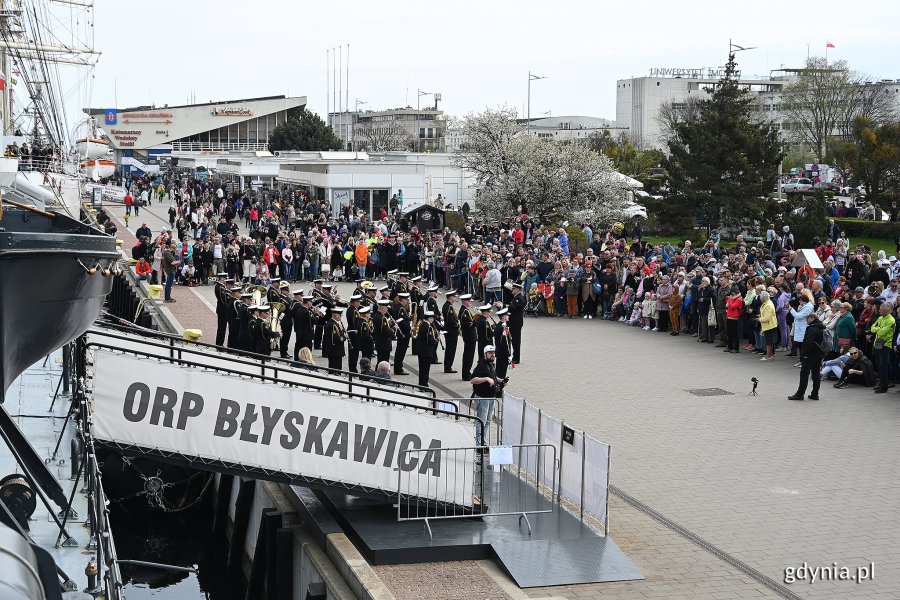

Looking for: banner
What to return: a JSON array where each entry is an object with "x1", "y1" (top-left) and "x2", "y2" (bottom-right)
[{"x1": 89, "y1": 350, "x2": 474, "y2": 504}]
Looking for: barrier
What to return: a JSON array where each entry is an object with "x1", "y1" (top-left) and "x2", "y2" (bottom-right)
[
  {"x1": 396, "y1": 443, "x2": 557, "y2": 540},
  {"x1": 435, "y1": 396, "x2": 503, "y2": 445},
  {"x1": 500, "y1": 392, "x2": 611, "y2": 532}
]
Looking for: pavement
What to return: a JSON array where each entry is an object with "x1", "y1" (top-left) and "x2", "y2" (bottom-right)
[{"x1": 111, "y1": 201, "x2": 899, "y2": 600}]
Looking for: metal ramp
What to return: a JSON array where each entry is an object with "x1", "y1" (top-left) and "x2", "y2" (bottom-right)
[
  {"x1": 492, "y1": 538, "x2": 644, "y2": 588},
  {"x1": 79, "y1": 325, "x2": 484, "y2": 505}
]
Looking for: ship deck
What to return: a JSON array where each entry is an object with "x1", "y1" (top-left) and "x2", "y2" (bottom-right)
[{"x1": 2, "y1": 349, "x2": 97, "y2": 592}]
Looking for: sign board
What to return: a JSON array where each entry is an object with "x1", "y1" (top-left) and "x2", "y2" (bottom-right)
[
  {"x1": 91, "y1": 186, "x2": 102, "y2": 208},
  {"x1": 562, "y1": 426, "x2": 575, "y2": 446},
  {"x1": 104, "y1": 109, "x2": 117, "y2": 125},
  {"x1": 88, "y1": 350, "x2": 474, "y2": 503},
  {"x1": 333, "y1": 189, "x2": 350, "y2": 206}
]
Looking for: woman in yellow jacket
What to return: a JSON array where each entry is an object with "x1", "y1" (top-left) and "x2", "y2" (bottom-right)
[{"x1": 758, "y1": 290, "x2": 778, "y2": 360}]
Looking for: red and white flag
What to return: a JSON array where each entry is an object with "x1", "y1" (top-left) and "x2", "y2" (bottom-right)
[{"x1": 826, "y1": 41, "x2": 835, "y2": 48}]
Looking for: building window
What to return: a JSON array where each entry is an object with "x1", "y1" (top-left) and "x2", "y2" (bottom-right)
[{"x1": 419, "y1": 128, "x2": 426, "y2": 139}]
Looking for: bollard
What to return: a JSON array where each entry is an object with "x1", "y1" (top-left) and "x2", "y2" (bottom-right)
[
  {"x1": 83, "y1": 559, "x2": 98, "y2": 595},
  {"x1": 70, "y1": 437, "x2": 81, "y2": 480}
]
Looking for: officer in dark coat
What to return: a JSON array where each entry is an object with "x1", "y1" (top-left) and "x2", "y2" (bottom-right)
[
  {"x1": 238, "y1": 293, "x2": 254, "y2": 352},
  {"x1": 373, "y1": 299, "x2": 395, "y2": 366},
  {"x1": 475, "y1": 304, "x2": 494, "y2": 357},
  {"x1": 391, "y1": 294, "x2": 412, "y2": 375},
  {"x1": 416, "y1": 311, "x2": 440, "y2": 387},
  {"x1": 277, "y1": 282, "x2": 294, "y2": 358},
  {"x1": 293, "y1": 295, "x2": 316, "y2": 359},
  {"x1": 226, "y1": 286, "x2": 243, "y2": 350},
  {"x1": 357, "y1": 306, "x2": 375, "y2": 361},
  {"x1": 322, "y1": 307, "x2": 346, "y2": 371},
  {"x1": 255, "y1": 305, "x2": 280, "y2": 356},
  {"x1": 442, "y1": 289, "x2": 460, "y2": 373},
  {"x1": 213, "y1": 273, "x2": 231, "y2": 346},
  {"x1": 425, "y1": 285, "x2": 442, "y2": 364},
  {"x1": 248, "y1": 305, "x2": 261, "y2": 353},
  {"x1": 459, "y1": 294, "x2": 478, "y2": 381},
  {"x1": 345, "y1": 295, "x2": 363, "y2": 372},
  {"x1": 493, "y1": 308, "x2": 513, "y2": 380},
  {"x1": 507, "y1": 282, "x2": 526, "y2": 364}
]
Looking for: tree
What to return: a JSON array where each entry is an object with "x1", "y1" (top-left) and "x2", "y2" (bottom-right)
[
  {"x1": 267, "y1": 109, "x2": 343, "y2": 152},
  {"x1": 782, "y1": 57, "x2": 897, "y2": 162},
  {"x1": 666, "y1": 53, "x2": 784, "y2": 230},
  {"x1": 832, "y1": 116, "x2": 900, "y2": 198},
  {"x1": 656, "y1": 95, "x2": 702, "y2": 146},
  {"x1": 453, "y1": 107, "x2": 626, "y2": 221},
  {"x1": 587, "y1": 130, "x2": 637, "y2": 171},
  {"x1": 354, "y1": 122, "x2": 414, "y2": 152}
]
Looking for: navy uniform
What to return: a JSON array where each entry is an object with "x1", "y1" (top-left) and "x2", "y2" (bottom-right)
[
  {"x1": 507, "y1": 283, "x2": 526, "y2": 364},
  {"x1": 475, "y1": 305, "x2": 494, "y2": 358},
  {"x1": 248, "y1": 306, "x2": 261, "y2": 354},
  {"x1": 255, "y1": 306, "x2": 280, "y2": 356},
  {"x1": 425, "y1": 286, "x2": 442, "y2": 364},
  {"x1": 442, "y1": 290, "x2": 460, "y2": 373},
  {"x1": 278, "y1": 283, "x2": 294, "y2": 358},
  {"x1": 213, "y1": 274, "x2": 231, "y2": 346},
  {"x1": 459, "y1": 295, "x2": 478, "y2": 380},
  {"x1": 311, "y1": 281, "x2": 329, "y2": 349},
  {"x1": 293, "y1": 295, "x2": 316, "y2": 359},
  {"x1": 322, "y1": 308, "x2": 347, "y2": 371},
  {"x1": 391, "y1": 295, "x2": 412, "y2": 375},
  {"x1": 357, "y1": 306, "x2": 375, "y2": 360},
  {"x1": 409, "y1": 277, "x2": 423, "y2": 355},
  {"x1": 238, "y1": 294, "x2": 254, "y2": 352},
  {"x1": 390, "y1": 272, "x2": 409, "y2": 299},
  {"x1": 416, "y1": 312, "x2": 440, "y2": 388},
  {"x1": 345, "y1": 297, "x2": 363, "y2": 372},
  {"x1": 226, "y1": 287, "x2": 243, "y2": 350},
  {"x1": 493, "y1": 308, "x2": 513, "y2": 380},
  {"x1": 373, "y1": 300, "x2": 395, "y2": 366}
]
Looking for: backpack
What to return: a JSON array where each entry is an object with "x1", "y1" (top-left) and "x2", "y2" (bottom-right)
[{"x1": 820, "y1": 329, "x2": 833, "y2": 354}]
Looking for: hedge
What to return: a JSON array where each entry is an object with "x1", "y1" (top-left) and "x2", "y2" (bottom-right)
[{"x1": 833, "y1": 218, "x2": 900, "y2": 239}]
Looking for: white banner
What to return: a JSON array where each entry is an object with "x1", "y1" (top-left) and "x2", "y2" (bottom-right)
[{"x1": 89, "y1": 350, "x2": 474, "y2": 504}]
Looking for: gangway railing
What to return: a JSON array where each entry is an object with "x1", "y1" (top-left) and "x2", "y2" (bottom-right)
[
  {"x1": 86, "y1": 324, "x2": 441, "y2": 410},
  {"x1": 79, "y1": 336, "x2": 484, "y2": 502},
  {"x1": 397, "y1": 443, "x2": 557, "y2": 540}
]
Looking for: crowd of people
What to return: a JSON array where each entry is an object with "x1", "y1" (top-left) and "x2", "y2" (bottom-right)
[{"x1": 125, "y1": 171, "x2": 900, "y2": 404}]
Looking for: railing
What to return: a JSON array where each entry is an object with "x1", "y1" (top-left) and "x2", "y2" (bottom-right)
[
  {"x1": 170, "y1": 141, "x2": 270, "y2": 152},
  {"x1": 436, "y1": 396, "x2": 503, "y2": 445},
  {"x1": 397, "y1": 443, "x2": 557, "y2": 540},
  {"x1": 89, "y1": 323, "x2": 439, "y2": 405}
]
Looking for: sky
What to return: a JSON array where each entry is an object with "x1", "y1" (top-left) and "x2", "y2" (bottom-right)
[{"x1": 82, "y1": 0, "x2": 900, "y2": 122}]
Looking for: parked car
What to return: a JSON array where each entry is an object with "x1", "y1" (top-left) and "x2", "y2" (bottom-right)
[
  {"x1": 814, "y1": 181, "x2": 840, "y2": 192},
  {"x1": 781, "y1": 178, "x2": 813, "y2": 192},
  {"x1": 840, "y1": 184, "x2": 867, "y2": 197}
]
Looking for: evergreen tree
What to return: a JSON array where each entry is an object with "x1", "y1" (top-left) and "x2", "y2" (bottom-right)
[
  {"x1": 666, "y1": 53, "x2": 784, "y2": 231},
  {"x1": 267, "y1": 109, "x2": 344, "y2": 152}
]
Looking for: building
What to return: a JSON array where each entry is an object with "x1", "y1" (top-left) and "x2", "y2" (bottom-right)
[
  {"x1": 616, "y1": 69, "x2": 785, "y2": 149},
  {"x1": 521, "y1": 115, "x2": 627, "y2": 141},
  {"x1": 86, "y1": 95, "x2": 306, "y2": 174},
  {"x1": 616, "y1": 67, "x2": 900, "y2": 150},
  {"x1": 330, "y1": 107, "x2": 447, "y2": 153},
  {"x1": 170, "y1": 150, "x2": 475, "y2": 220}
]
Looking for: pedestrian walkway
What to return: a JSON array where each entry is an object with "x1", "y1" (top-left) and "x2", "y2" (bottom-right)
[{"x1": 111, "y1": 202, "x2": 897, "y2": 600}]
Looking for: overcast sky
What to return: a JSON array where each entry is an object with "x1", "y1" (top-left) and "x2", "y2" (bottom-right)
[{"x1": 89, "y1": 0, "x2": 899, "y2": 121}]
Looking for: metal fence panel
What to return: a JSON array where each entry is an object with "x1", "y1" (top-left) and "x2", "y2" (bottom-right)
[
  {"x1": 559, "y1": 429, "x2": 584, "y2": 510},
  {"x1": 583, "y1": 435, "x2": 610, "y2": 525},
  {"x1": 501, "y1": 392, "x2": 525, "y2": 447},
  {"x1": 519, "y1": 403, "x2": 541, "y2": 480},
  {"x1": 538, "y1": 412, "x2": 562, "y2": 490}
]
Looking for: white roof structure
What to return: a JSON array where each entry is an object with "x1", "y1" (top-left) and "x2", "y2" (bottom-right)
[{"x1": 792, "y1": 249, "x2": 825, "y2": 270}]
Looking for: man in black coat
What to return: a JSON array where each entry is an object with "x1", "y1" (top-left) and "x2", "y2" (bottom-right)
[
  {"x1": 373, "y1": 300, "x2": 395, "y2": 366},
  {"x1": 788, "y1": 313, "x2": 825, "y2": 401},
  {"x1": 293, "y1": 295, "x2": 316, "y2": 360},
  {"x1": 213, "y1": 273, "x2": 231, "y2": 346},
  {"x1": 416, "y1": 311, "x2": 439, "y2": 388},
  {"x1": 506, "y1": 283, "x2": 525, "y2": 363},
  {"x1": 459, "y1": 294, "x2": 478, "y2": 381},
  {"x1": 441, "y1": 290, "x2": 460, "y2": 373},
  {"x1": 322, "y1": 308, "x2": 346, "y2": 371}
]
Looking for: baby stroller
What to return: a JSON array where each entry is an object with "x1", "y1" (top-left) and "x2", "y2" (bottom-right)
[{"x1": 525, "y1": 285, "x2": 544, "y2": 316}]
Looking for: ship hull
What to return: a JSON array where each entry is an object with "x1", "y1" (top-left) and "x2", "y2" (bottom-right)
[{"x1": 0, "y1": 208, "x2": 119, "y2": 395}]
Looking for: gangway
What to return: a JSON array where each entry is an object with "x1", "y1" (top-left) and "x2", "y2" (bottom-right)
[
  {"x1": 78, "y1": 327, "x2": 483, "y2": 504},
  {"x1": 87, "y1": 323, "x2": 440, "y2": 410}
]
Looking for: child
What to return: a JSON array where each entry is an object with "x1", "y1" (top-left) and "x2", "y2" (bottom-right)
[
  {"x1": 643, "y1": 292, "x2": 657, "y2": 330},
  {"x1": 629, "y1": 301, "x2": 643, "y2": 326},
  {"x1": 542, "y1": 281, "x2": 555, "y2": 315}
]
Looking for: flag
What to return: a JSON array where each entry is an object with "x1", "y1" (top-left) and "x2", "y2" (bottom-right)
[{"x1": 826, "y1": 41, "x2": 835, "y2": 48}]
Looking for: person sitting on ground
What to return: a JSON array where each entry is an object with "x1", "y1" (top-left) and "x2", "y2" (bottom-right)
[
  {"x1": 821, "y1": 346, "x2": 851, "y2": 380},
  {"x1": 834, "y1": 347, "x2": 875, "y2": 388}
]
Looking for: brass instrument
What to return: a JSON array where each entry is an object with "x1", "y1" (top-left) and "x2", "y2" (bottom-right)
[
  {"x1": 430, "y1": 322, "x2": 444, "y2": 350},
  {"x1": 386, "y1": 314, "x2": 406, "y2": 339},
  {"x1": 268, "y1": 300, "x2": 287, "y2": 351}
]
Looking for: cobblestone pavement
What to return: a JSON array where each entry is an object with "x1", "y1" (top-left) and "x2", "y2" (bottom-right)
[
  {"x1": 116, "y1": 203, "x2": 899, "y2": 599},
  {"x1": 374, "y1": 561, "x2": 511, "y2": 600}
]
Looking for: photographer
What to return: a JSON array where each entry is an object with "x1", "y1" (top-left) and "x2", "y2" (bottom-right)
[{"x1": 470, "y1": 345, "x2": 506, "y2": 446}]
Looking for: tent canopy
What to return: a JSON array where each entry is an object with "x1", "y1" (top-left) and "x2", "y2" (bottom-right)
[{"x1": 792, "y1": 249, "x2": 824, "y2": 270}]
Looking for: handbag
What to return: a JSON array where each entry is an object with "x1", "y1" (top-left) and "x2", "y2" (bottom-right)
[
  {"x1": 503, "y1": 280, "x2": 514, "y2": 291},
  {"x1": 837, "y1": 337, "x2": 852, "y2": 348},
  {"x1": 874, "y1": 337, "x2": 885, "y2": 350},
  {"x1": 707, "y1": 310, "x2": 717, "y2": 327}
]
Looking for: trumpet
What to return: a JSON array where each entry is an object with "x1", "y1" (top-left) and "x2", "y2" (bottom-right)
[{"x1": 386, "y1": 314, "x2": 406, "y2": 339}]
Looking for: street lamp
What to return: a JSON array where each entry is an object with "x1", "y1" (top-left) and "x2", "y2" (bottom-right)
[
  {"x1": 543, "y1": 110, "x2": 552, "y2": 130},
  {"x1": 417, "y1": 89, "x2": 434, "y2": 152},
  {"x1": 355, "y1": 99, "x2": 368, "y2": 112},
  {"x1": 527, "y1": 71, "x2": 547, "y2": 135}
]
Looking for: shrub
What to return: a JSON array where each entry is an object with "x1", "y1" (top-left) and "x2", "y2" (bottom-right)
[
  {"x1": 443, "y1": 210, "x2": 465, "y2": 233},
  {"x1": 564, "y1": 226, "x2": 588, "y2": 254},
  {"x1": 833, "y1": 218, "x2": 900, "y2": 240}
]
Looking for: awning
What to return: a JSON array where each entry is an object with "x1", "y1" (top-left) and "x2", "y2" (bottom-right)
[{"x1": 792, "y1": 249, "x2": 824, "y2": 270}]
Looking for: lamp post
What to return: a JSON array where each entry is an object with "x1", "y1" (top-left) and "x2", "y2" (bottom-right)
[
  {"x1": 355, "y1": 99, "x2": 368, "y2": 112},
  {"x1": 527, "y1": 71, "x2": 547, "y2": 136},
  {"x1": 417, "y1": 89, "x2": 434, "y2": 152},
  {"x1": 543, "y1": 110, "x2": 552, "y2": 131}
]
